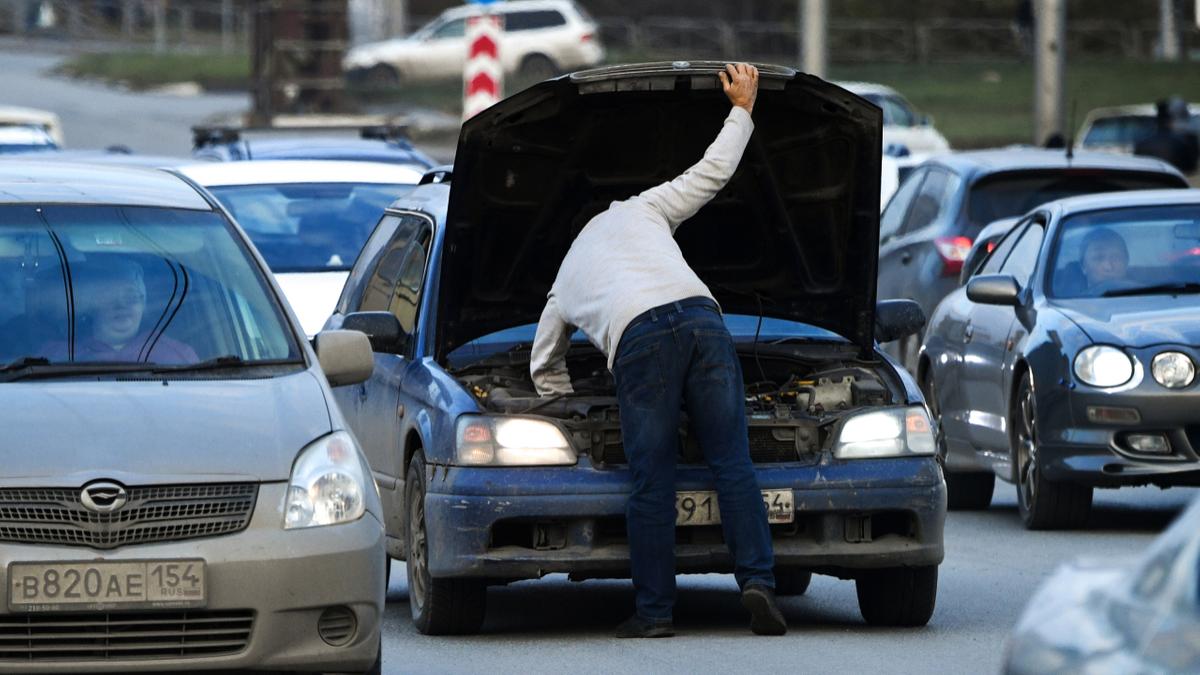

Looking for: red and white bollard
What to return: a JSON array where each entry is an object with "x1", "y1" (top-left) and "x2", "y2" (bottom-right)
[{"x1": 463, "y1": 11, "x2": 503, "y2": 120}]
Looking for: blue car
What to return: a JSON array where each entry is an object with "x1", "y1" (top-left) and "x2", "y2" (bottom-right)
[
  {"x1": 191, "y1": 124, "x2": 435, "y2": 169},
  {"x1": 325, "y1": 61, "x2": 947, "y2": 635}
]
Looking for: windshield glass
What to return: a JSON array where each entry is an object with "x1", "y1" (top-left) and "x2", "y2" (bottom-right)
[
  {"x1": 0, "y1": 205, "x2": 301, "y2": 367},
  {"x1": 1047, "y1": 204, "x2": 1200, "y2": 298},
  {"x1": 447, "y1": 316, "x2": 846, "y2": 366},
  {"x1": 1081, "y1": 116, "x2": 1159, "y2": 148},
  {"x1": 207, "y1": 182, "x2": 414, "y2": 273},
  {"x1": 966, "y1": 171, "x2": 1184, "y2": 228}
]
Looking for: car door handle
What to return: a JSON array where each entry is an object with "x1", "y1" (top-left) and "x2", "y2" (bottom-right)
[
  {"x1": 963, "y1": 323, "x2": 974, "y2": 342},
  {"x1": 358, "y1": 383, "x2": 368, "y2": 400},
  {"x1": 900, "y1": 252, "x2": 913, "y2": 265}
]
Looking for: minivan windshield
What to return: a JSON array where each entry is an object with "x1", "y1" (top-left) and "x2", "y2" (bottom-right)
[{"x1": 0, "y1": 205, "x2": 301, "y2": 372}]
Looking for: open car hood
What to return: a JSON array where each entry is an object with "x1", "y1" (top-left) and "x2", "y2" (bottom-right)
[{"x1": 437, "y1": 62, "x2": 882, "y2": 360}]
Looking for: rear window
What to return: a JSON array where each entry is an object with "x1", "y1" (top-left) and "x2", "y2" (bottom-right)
[
  {"x1": 505, "y1": 10, "x2": 566, "y2": 31},
  {"x1": 965, "y1": 170, "x2": 1186, "y2": 228},
  {"x1": 1081, "y1": 116, "x2": 1158, "y2": 148}
]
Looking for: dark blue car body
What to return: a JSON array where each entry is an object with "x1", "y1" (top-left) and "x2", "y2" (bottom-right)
[{"x1": 325, "y1": 62, "x2": 947, "y2": 634}]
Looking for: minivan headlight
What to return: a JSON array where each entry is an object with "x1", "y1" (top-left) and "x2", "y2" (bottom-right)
[
  {"x1": 1074, "y1": 345, "x2": 1134, "y2": 388},
  {"x1": 455, "y1": 416, "x2": 576, "y2": 466},
  {"x1": 834, "y1": 406, "x2": 936, "y2": 459},
  {"x1": 284, "y1": 431, "x2": 367, "y2": 529}
]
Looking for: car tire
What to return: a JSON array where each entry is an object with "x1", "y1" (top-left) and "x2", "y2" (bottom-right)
[
  {"x1": 365, "y1": 63, "x2": 401, "y2": 88},
  {"x1": 773, "y1": 568, "x2": 812, "y2": 596},
  {"x1": 855, "y1": 565, "x2": 938, "y2": 627},
  {"x1": 1012, "y1": 371, "x2": 1092, "y2": 530},
  {"x1": 920, "y1": 370, "x2": 993, "y2": 511},
  {"x1": 518, "y1": 53, "x2": 559, "y2": 81},
  {"x1": 405, "y1": 451, "x2": 487, "y2": 635},
  {"x1": 945, "y1": 471, "x2": 995, "y2": 511}
]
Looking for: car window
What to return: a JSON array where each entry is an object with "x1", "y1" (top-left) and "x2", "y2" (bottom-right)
[
  {"x1": 880, "y1": 167, "x2": 926, "y2": 241},
  {"x1": 979, "y1": 222, "x2": 1028, "y2": 276},
  {"x1": 1047, "y1": 203, "x2": 1200, "y2": 298},
  {"x1": 998, "y1": 222, "x2": 1045, "y2": 286},
  {"x1": 900, "y1": 168, "x2": 959, "y2": 235},
  {"x1": 966, "y1": 171, "x2": 1186, "y2": 228},
  {"x1": 388, "y1": 228, "x2": 431, "y2": 334},
  {"x1": 505, "y1": 10, "x2": 566, "y2": 31},
  {"x1": 207, "y1": 182, "x2": 414, "y2": 273},
  {"x1": 873, "y1": 95, "x2": 917, "y2": 127},
  {"x1": 430, "y1": 18, "x2": 465, "y2": 39},
  {"x1": 0, "y1": 205, "x2": 300, "y2": 368},
  {"x1": 1081, "y1": 116, "x2": 1158, "y2": 148}
]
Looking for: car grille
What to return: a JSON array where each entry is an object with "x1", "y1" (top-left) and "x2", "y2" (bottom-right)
[
  {"x1": 593, "y1": 428, "x2": 813, "y2": 465},
  {"x1": 0, "y1": 609, "x2": 254, "y2": 661},
  {"x1": 0, "y1": 483, "x2": 258, "y2": 549}
]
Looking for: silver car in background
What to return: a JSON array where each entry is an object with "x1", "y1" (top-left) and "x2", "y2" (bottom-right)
[{"x1": 0, "y1": 163, "x2": 384, "y2": 673}]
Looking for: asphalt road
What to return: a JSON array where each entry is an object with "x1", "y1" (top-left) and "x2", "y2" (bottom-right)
[
  {"x1": 381, "y1": 483, "x2": 1197, "y2": 675},
  {"x1": 4, "y1": 42, "x2": 1197, "y2": 675}
]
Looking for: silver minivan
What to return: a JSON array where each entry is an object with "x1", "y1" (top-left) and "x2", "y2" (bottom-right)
[{"x1": 0, "y1": 163, "x2": 385, "y2": 673}]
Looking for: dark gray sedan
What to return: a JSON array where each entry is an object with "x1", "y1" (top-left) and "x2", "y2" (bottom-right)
[{"x1": 920, "y1": 189, "x2": 1200, "y2": 529}]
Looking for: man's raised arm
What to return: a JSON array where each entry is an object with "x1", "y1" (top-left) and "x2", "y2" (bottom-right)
[{"x1": 633, "y1": 63, "x2": 759, "y2": 232}]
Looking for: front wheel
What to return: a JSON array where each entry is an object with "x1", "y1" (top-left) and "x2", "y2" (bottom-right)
[
  {"x1": 945, "y1": 471, "x2": 995, "y2": 511},
  {"x1": 1012, "y1": 372, "x2": 1092, "y2": 530},
  {"x1": 405, "y1": 452, "x2": 487, "y2": 635},
  {"x1": 855, "y1": 566, "x2": 938, "y2": 627}
]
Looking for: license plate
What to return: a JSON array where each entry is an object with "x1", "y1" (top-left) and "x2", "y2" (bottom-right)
[
  {"x1": 8, "y1": 560, "x2": 206, "y2": 612},
  {"x1": 675, "y1": 489, "x2": 794, "y2": 527}
]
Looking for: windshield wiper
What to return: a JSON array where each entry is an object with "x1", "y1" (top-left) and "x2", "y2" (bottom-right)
[
  {"x1": 1102, "y1": 282, "x2": 1200, "y2": 298},
  {"x1": 0, "y1": 359, "x2": 158, "y2": 382},
  {"x1": 151, "y1": 355, "x2": 304, "y2": 374}
]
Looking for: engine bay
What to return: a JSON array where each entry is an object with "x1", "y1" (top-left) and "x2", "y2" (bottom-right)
[{"x1": 452, "y1": 344, "x2": 899, "y2": 467}]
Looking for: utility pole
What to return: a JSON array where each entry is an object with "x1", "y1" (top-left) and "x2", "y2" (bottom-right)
[
  {"x1": 1033, "y1": 0, "x2": 1065, "y2": 147},
  {"x1": 1159, "y1": 0, "x2": 1181, "y2": 60},
  {"x1": 801, "y1": 0, "x2": 827, "y2": 78}
]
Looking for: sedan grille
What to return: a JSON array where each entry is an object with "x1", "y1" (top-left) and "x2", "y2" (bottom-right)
[
  {"x1": 593, "y1": 428, "x2": 812, "y2": 465},
  {"x1": 0, "y1": 610, "x2": 254, "y2": 661},
  {"x1": 0, "y1": 484, "x2": 258, "y2": 549}
]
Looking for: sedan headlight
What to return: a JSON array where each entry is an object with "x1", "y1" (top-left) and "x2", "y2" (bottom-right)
[
  {"x1": 284, "y1": 431, "x2": 368, "y2": 529},
  {"x1": 456, "y1": 416, "x2": 576, "y2": 466},
  {"x1": 834, "y1": 406, "x2": 936, "y2": 459},
  {"x1": 1151, "y1": 351, "x2": 1195, "y2": 389},
  {"x1": 1074, "y1": 345, "x2": 1135, "y2": 388}
]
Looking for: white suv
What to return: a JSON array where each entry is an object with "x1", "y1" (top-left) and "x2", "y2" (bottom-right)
[{"x1": 344, "y1": 0, "x2": 604, "y2": 85}]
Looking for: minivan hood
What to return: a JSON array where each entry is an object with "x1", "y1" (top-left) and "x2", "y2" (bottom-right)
[
  {"x1": 437, "y1": 61, "x2": 883, "y2": 359},
  {"x1": 0, "y1": 371, "x2": 332, "y2": 486},
  {"x1": 1054, "y1": 297, "x2": 1200, "y2": 347}
]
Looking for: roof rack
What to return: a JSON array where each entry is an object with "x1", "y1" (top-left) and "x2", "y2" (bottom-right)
[{"x1": 191, "y1": 114, "x2": 410, "y2": 149}]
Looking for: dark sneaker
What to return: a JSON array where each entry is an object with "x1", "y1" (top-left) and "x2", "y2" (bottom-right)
[
  {"x1": 614, "y1": 614, "x2": 675, "y2": 638},
  {"x1": 741, "y1": 584, "x2": 787, "y2": 636}
]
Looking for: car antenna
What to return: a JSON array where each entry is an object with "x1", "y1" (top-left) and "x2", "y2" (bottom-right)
[{"x1": 1065, "y1": 99, "x2": 1077, "y2": 163}]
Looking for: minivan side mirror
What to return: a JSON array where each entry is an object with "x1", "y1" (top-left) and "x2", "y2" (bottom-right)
[
  {"x1": 342, "y1": 311, "x2": 406, "y2": 354},
  {"x1": 313, "y1": 330, "x2": 374, "y2": 386},
  {"x1": 875, "y1": 299, "x2": 926, "y2": 343},
  {"x1": 966, "y1": 275, "x2": 1021, "y2": 306}
]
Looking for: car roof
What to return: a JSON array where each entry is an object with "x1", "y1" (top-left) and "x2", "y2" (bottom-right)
[
  {"x1": 178, "y1": 160, "x2": 425, "y2": 187},
  {"x1": 198, "y1": 137, "x2": 433, "y2": 167},
  {"x1": 1041, "y1": 188, "x2": 1200, "y2": 217},
  {"x1": 440, "y1": 0, "x2": 578, "y2": 19},
  {"x1": 385, "y1": 182, "x2": 450, "y2": 221},
  {"x1": 0, "y1": 162, "x2": 211, "y2": 209},
  {"x1": 1082, "y1": 103, "x2": 1200, "y2": 120},
  {"x1": 928, "y1": 148, "x2": 1181, "y2": 177}
]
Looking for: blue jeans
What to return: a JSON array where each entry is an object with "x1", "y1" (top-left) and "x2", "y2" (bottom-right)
[{"x1": 613, "y1": 297, "x2": 775, "y2": 620}]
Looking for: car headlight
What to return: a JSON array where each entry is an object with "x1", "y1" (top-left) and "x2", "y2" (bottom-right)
[
  {"x1": 1074, "y1": 345, "x2": 1135, "y2": 388},
  {"x1": 1151, "y1": 351, "x2": 1195, "y2": 389},
  {"x1": 834, "y1": 406, "x2": 936, "y2": 459},
  {"x1": 456, "y1": 416, "x2": 576, "y2": 466},
  {"x1": 284, "y1": 431, "x2": 368, "y2": 529}
]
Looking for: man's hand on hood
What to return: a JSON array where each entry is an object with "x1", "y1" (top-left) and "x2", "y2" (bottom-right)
[{"x1": 719, "y1": 63, "x2": 759, "y2": 114}]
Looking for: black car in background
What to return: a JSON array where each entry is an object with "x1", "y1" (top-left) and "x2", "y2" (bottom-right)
[
  {"x1": 920, "y1": 189, "x2": 1200, "y2": 529},
  {"x1": 878, "y1": 149, "x2": 1188, "y2": 372}
]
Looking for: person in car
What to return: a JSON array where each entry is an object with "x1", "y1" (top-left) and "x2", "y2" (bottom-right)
[
  {"x1": 41, "y1": 258, "x2": 197, "y2": 364},
  {"x1": 529, "y1": 63, "x2": 787, "y2": 638},
  {"x1": 1080, "y1": 228, "x2": 1131, "y2": 293}
]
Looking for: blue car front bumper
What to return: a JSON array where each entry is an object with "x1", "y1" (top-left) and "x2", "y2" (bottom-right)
[{"x1": 424, "y1": 457, "x2": 946, "y2": 580}]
